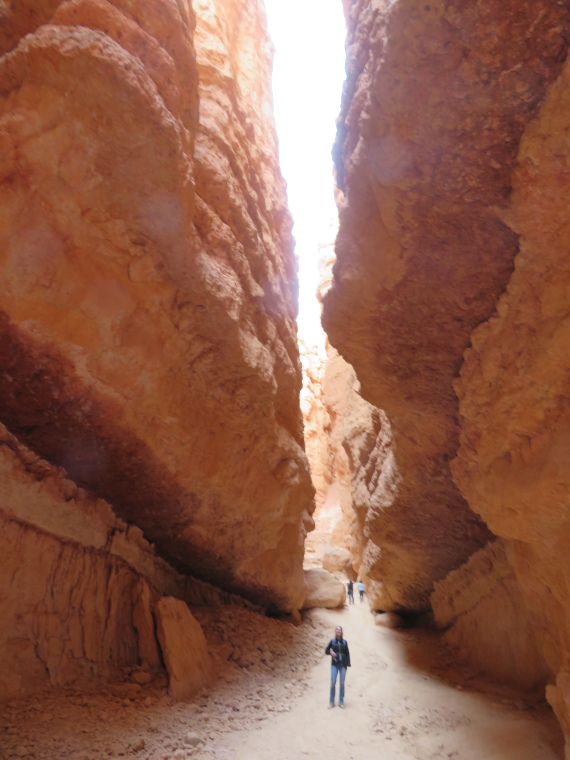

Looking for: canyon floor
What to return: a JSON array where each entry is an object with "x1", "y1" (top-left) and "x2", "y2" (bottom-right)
[{"x1": 1, "y1": 602, "x2": 563, "y2": 760}]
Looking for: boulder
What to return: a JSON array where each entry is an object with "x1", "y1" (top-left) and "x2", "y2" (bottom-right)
[
  {"x1": 302, "y1": 569, "x2": 346, "y2": 610},
  {"x1": 154, "y1": 597, "x2": 212, "y2": 701},
  {"x1": 321, "y1": 547, "x2": 351, "y2": 573}
]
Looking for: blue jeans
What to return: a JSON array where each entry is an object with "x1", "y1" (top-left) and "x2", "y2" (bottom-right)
[{"x1": 330, "y1": 664, "x2": 347, "y2": 705}]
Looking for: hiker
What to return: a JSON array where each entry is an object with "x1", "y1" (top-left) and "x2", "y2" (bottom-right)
[
  {"x1": 347, "y1": 579, "x2": 354, "y2": 605},
  {"x1": 325, "y1": 625, "x2": 351, "y2": 708},
  {"x1": 357, "y1": 580, "x2": 365, "y2": 602}
]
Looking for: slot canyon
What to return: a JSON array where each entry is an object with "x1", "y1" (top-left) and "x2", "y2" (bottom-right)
[{"x1": 1, "y1": 0, "x2": 570, "y2": 758}]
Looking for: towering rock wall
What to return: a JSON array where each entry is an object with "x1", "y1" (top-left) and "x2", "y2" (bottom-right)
[
  {"x1": 301, "y1": 337, "x2": 396, "y2": 607},
  {"x1": 322, "y1": 0, "x2": 570, "y2": 610},
  {"x1": 324, "y1": 0, "x2": 570, "y2": 749},
  {"x1": 444, "y1": 49, "x2": 570, "y2": 745},
  {"x1": 0, "y1": 0, "x2": 312, "y2": 653},
  {"x1": 301, "y1": 342, "x2": 364, "y2": 574}
]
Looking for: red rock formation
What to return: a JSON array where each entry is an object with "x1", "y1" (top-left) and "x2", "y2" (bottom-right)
[
  {"x1": 302, "y1": 569, "x2": 346, "y2": 610},
  {"x1": 323, "y1": 0, "x2": 570, "y2": 748},
  {"x1": 431, "y1": 540, "x2": 549, "y2": 691},
  {"x1": 301, "y1": 337, "x2": 396, "y2": 607},
  {"x1": 0, "y1": 422, "x2": 256, "y2": 700},
  {"x1": 448, "y1": 48, "x2": 570, "y2": 745},
  {"x1": 0, "y1": 0, "x2": 312, "y2": 613},
  {"x1": 328, "y1": 350, "x2": 397, "y2": 591},
  {"x1": 300, "y1": 341, "x2": 346, "y2": 568},
  {"x1": 154, "y1": 597, "x2": 213, "y2": 701},
  {"x1": 322, "y1": 0, "x2": 570, "y2": 609}
]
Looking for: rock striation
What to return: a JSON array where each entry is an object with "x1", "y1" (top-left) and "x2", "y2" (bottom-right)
[
  {"x1": 0, "y1": 422, "x2": 252, "y2": 700},
  {"x1": 0, "y1": 0, "x2": 312, "y2": 614},
  {"x1": 431, "y1": 540, "x2": 549, "y2": 691},
  {"x1": 322, "y1": 0, "x2": 570, "y2": 610}
]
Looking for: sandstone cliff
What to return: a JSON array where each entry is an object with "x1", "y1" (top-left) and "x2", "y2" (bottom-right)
[
  {"x1": 0, "y1": 0, "x2": 312, "y2": 616},
  {"x1": 301, "y1": 336, "x2": 395, "y2": 607},
  {"x1": 448, "y1": 46, "x2": 570, "y2": 746},
  {"x1": 323, "y1": 0, "x2": 570, "y2": 750},
  {"x1": 0, "y1": 422, "x2": 253, "y2": 700},
  {"x1": 322, "y1": 0, "x2": 570, "y2": 610}
]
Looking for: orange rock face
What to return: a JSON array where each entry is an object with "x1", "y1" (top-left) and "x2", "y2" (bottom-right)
[
  {"x1": 300, "y1": 341, "x2": 348, "y2": 569},
  {"x1": 0, "y1": 0, "x2": 312, "y2": 611},
  {"x1": 0, "y1": 422, "x2": 252, "y2": 699},
  {"x1": 324, "y1": 0, "x2": 570, "y2": 748},
  {"x1": 322, "y1": 0, "x2": 570, "y2": 609},
  {"x1": 449, "y1": 48, "x2": 570, "y2": 745},
  {"x1": 301, "y1": 338, "x2": 396, "y2": 606},
  {"x1": 431, "y1": 540, "x2": 549, "y2": 691},
  {"x1": 154, "y1": 597, "x2": 213, "y2": 701}
]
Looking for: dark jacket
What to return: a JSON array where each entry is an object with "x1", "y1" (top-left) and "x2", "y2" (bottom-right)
[{"x1": 325, "y1": 637, "x2": 351, "y2": 667}]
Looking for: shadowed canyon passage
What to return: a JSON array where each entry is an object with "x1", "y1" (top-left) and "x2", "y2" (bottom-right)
[{"x1": 3, "y1": 0, "x2": 570, "y2": 759}]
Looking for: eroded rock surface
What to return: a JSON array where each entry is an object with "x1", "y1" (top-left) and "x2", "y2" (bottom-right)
[
  {"x1": 322, "y1": 0, "x2": 570, "y2": 609},
  {"x1": 301, "y1": 340, "x2": 393, "y2": 594},
  {"x1": 431, "y1": 540, "x2": 549, "y2": 691},
  {"x1": 449, "y1": 46, "x2": 570, "y2": 749},
  {"x1": 154, "y1": 597, "x2": 213, "y2": 700},
  {"x1": 0, "y1": 423, "x2": 253, "y2": 699},
  {"x1": 302, "y1": 569, "x2": 346, "y2": 610},
  {"x1": 322, "y1": 0, "x2": 570, "y2": 751},
  {"x1": 0, "y1": 0, "x2": 312, "y2": 612}
]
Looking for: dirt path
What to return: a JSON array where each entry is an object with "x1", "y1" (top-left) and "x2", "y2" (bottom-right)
[
  {"x1": 0, "y1": 602, "x2": 563, "y2": 759},
  {"x1": 211, "y1": 603, "x2": 563, "y2": 760}
]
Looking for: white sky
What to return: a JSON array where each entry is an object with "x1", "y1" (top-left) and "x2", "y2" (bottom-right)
[{"x1": 264, "y1": 1, "x2": 346, "y2": 348}]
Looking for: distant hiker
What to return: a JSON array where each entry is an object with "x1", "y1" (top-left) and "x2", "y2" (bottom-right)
[
  {"x1": 325, "y1": 625, "x2": 351, "y2": 709},
  {"x1": 347, "y1": 580, "x2": 354, "y2": 605},
  {"x1": 357, "y1": 580, "x2": 365, "y2": 602}
]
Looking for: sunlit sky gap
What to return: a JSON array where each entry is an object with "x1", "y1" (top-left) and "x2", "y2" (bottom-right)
[{"x1": 264, "y1": 1, "x2": 346, "y2": 349}]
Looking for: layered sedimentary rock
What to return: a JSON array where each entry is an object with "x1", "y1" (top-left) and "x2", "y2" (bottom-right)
[
  {"x1": 431, "y1": 540, "x2": 549, "y2": 691},
  {"x1": 0, "y1": 0, "x2": 312, "y2": 612},
  {"x1": 329, "y1": 350, "x2": 399, "y2": 606},
  {"x1": 322, "y1": 0, "x2": 570, "y2": 609},
  {"x1": 0, "y1": 423, "x2": 249, "y2": 700}
]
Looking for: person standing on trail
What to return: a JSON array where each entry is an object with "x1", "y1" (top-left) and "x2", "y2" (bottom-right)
[
  {"x1": 357, "y1": 580, "x2": 365, "y2": 602},
  {"x1": 325, "y1": 625, "x2": 351, "y2": 709},
  {"x1": 347, "y1": 580, "x2": 354, "y2": 605}
]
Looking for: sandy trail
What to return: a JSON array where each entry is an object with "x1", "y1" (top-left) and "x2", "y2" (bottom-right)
[
  {"x1": 0, "y1": 601, "x2": 563, "y2": 759},
  {"x1": 214, "y1": 603, "x2": 563, "y2": 760}
]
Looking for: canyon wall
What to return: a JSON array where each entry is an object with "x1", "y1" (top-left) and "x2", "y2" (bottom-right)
[
  {"x1": 445, "y1": 49, "x2": 570, "y2": 744},
  {"x1": 324, "y1": 0, "x2": 570, "y2": 748},
  {"x1": 0, "y1": 421, "x2": 252, "y2": 700},
  {"x1": 301, "y1": 342, "x2": 361, "y2": 573},
  {"x1": 0, "y1": 0, "x2": 313, "y2": 623},
  {"x1": 322, "y1": 0, "x2": 570, "y2": 610},
  {"x1": 301, "y1": 338, "x2": 396, "y2": 607}
]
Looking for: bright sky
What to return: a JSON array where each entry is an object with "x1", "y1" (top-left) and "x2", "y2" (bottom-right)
[{"x1": 264, "y1": 1, "x2": 346, "y2": 349}]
